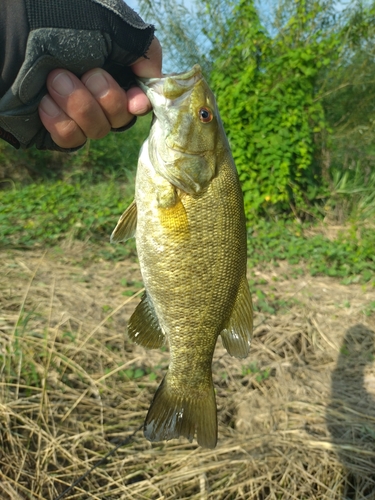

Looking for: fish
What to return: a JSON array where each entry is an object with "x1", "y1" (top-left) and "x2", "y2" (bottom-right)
[{"x1": 111, "y1": 64, "x2": 253, "y2": 449}]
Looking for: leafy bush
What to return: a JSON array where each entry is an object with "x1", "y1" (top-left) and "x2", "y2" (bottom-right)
[
  {"x1": 124, "y1": 0, "x2": 375, "y2": 223},
  {"x1": 210, "y1": 0, "x2": 339, "y2": 219}
]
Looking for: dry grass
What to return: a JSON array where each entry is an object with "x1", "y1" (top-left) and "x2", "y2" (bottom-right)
[{"x1": 1, "y1": 243, "x2": 375, "y2": 499}]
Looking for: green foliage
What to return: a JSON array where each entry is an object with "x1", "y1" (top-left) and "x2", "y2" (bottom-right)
[
  {"x1": 251, "y1": 288, "x2": 298, "y2": 315},
  {"x1": 318, "y1": 3, "x2": 375, "y2": 221},
  {"x1": 114, "y1": 365, "x2": 158, "y2": 382},
  {"x1": 0, "y1": 115, "x2": 150, "y2": 185},
  {"x1": 327, "y1": 163, "x2": 375, "y2": 221},
  {"x1": 363, "y1": 301, "x2": 375, "y2": 317},
  {"x1": 247, "y1": 220, "x2": 375, "y2": 284},
  {"x1": 0, "y1": 180, "x2": 134, "y2": 248},
  {"x1": 113, "y1": 0, "x2": 375, "y2": 224},
  {"x1": 242, "y1": 363, "x2": 271, "y2": 383},
  {"x1": 143, "y1": 0, "x2": 375, "y2": 221},
  {"x1": 2, "y1": 174, "x2": 375, "y2": 286},
  {"x1": 1, "y1": 308, "x2": 45, "y2": 392},
  {"x1": 210, "y1": 0, "x2": 340, "y2": 219},
  {"x1": 136, "y1": 0, "x2": 229, "y2": 74},
  {"x1": 120, "y1": 278, "x2": 144, "y2": 296}
]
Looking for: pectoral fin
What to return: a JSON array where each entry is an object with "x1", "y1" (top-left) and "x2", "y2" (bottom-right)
[
  {"x1": 220, "y1": 276, "x2": 253, "y2": 359},
  {"x1": 128, "y1": 293, "x2": 165, "y2": 349},
  {"x1": 110, "y1": 200, "x2": 137, "y2": 243}
]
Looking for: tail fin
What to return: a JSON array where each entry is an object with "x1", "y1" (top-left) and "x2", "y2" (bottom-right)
[{"x1": 144, "y1": 376, "x2": 217, "y2": 449}]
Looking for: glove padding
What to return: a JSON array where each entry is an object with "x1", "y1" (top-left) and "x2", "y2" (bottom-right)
[{"x1": 0, "y1": 0, "x2": 154, "y2": 151}]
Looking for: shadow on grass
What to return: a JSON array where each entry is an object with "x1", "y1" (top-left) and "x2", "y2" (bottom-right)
[{"x1": 327, "y1": 324, "x2": 375, "y2": 499}]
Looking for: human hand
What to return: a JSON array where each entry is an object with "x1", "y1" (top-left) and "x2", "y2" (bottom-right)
[
  {"x1": 0, "y1": 0, "x2": 160, "y2": 150},
  {"x1": 38, "y1": 37, "x2": 162, "y2": 149}
]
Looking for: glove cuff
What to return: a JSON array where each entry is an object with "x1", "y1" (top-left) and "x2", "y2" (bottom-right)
[{"x1": 24, "y1": 0, "x2": 154, "y2": 64}]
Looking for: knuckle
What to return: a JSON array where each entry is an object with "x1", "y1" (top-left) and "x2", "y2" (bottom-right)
[
  {"x1": 87, "y1": 123, "x2": 111, "y2": 140},
  {"x1": 107, "y1": 100, "x2": 126, "y2": 118},
  {"x1": 60, "y1": 120, "x2": 81, "y2": 140},
  {"x1": 75, "y1": 99, "x2": 94, "y2": 117},
  {"x1": 53, "y1": 120, "x2": 85, "y2": 148}
]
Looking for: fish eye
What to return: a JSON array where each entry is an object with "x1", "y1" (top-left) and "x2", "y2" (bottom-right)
[{"x1": 198, "y1": 107, "x2": 213, "y2": 123}]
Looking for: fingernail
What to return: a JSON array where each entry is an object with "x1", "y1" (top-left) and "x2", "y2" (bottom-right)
[
  {"x1": 39, "y1": 95, "x2": 61, "y2": 117},
  {"x1": 84, "y1": 72, "x2": 109, "y2": 98},
  {"x1": 52, "y1": 72, "x2": 75, "y2": 96}
]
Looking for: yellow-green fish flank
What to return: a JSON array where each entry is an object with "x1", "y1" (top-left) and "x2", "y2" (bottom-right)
[{"x1": 111, "y1": 65, "x2": 253, "y2": 449}]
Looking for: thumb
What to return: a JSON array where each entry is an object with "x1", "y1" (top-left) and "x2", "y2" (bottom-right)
[{"x1": 131, "y1": 37, "x2": 162, "y2": 79}]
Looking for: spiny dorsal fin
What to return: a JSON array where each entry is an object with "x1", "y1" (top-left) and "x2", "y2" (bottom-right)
[
  {"x1": 144, "y1": 374, "x2": 217, "y2": 449},
  {"x1": 220, "y1": 276, "x2": 253, "y2": 359},
  {"x1": 110, "y1": 200, "x2": 137, "y2": 243},
  {"x1": 128, "y1": 293, "x2": 165, "y2": 349}
]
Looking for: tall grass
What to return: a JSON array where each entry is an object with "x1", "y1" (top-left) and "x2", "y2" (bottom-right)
[{"x1": 328, "y1": 163, "x2": 375, "y2": 222}]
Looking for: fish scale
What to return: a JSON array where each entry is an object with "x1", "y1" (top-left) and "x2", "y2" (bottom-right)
[{"x1": 111, "y1": 65, "x2": 253, "y2": 448}]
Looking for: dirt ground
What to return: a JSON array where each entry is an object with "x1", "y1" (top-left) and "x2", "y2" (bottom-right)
[{"x1": 1, "y1": 242, "x2": 375, "y2": 500}]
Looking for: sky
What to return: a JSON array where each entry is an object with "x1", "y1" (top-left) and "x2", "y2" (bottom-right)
[
  {"x1": 125, "y1": 0, "x2": 139, "y2": 11},
  {"x1": 124, "y1": 0, "x2": 351, "y2": 72},
  {"x1": 126, "y1": 0, "x2": 195, "y2": 15},
  {"x1": 124, "y1": 0, "x2": 198, "y2": 73}
]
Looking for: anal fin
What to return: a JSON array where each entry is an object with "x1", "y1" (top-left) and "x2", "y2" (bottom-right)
[
  {"x1": 111, "y1": 199, "x2": 137, "y2": 243},
  {"x1": 128, "y1": 293, "x2": 165, "y2": 349},
  {"x1": 220, "y1": 276, "x2": 253, "y2": 359}
]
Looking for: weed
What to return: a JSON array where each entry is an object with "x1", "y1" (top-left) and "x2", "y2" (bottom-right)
[
  {"x1": 363, "y1": 301, "x2": 375, "y2": 317},
  {"x1": 121, "y1": 279, "x2": 144, "y2": 296},
  {"x1": 0, "y1": 180, "x2": 134, "y2": 247},
  {"x1": 254, "y1": 290, "x2": 276, "y2": 315},
  {"x1": 253, "y1": 288, "x2": 299, "y2": 315},
  {"x1": 242, "y1": 363, "x2": 271, "y2": 383},
  {"x1": 116, "y1": 366, "x2": 158, "y2": 382},
  {"x1": 329, "y1": 163, "x2": 375, "y2": 222},
  {"x1": 62, "y1": 331, "x2": 76, "y2": 342},
  {"x1": 248, "y1": 220, "x2": 375, "y2": 284},
  {"x1": 340, "y1": 344, "x2": 350, "y2": 356},
  {"x1": 1, "y1": 308, "x2": 44, "y2": 393},
  {"x1": 102, "y1": 305, "x2": 113, "y2": 314}
]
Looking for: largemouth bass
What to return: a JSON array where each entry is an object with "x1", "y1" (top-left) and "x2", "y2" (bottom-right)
[{"x1": 111, "y1": 65, "x2": 253, "y2": 449}]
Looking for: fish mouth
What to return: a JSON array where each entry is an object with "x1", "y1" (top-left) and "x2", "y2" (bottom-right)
[{"x1": 137, "y1": 65, "x2": 203, "y2": 100}]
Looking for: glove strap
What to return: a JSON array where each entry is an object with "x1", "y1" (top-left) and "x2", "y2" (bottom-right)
[{"x1": 0, "y1": 126, "x2": 20, "y2": 149}]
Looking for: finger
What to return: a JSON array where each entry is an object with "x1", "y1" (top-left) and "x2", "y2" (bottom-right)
[
  {"x1": 127, "y1": 86, "x2": 152, "y2": 116},
  {"x1": 46, "y1": 69, "x2": 112, "y2": 140},
  {"x1": 131, "y1": 37, "x2": 163, "y2": 79},
  {"x1": 128, "y1": 37, "x2": 162, "y2": 116},
  {"x1": 39, "y1": 95, "x2": 87, "y2": 149},
  {"x1": 81, "y1": 69, "x2": 134, "y2": 129}
]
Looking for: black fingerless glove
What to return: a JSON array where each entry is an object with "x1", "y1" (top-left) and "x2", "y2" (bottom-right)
[{"x1": 0, "y1": 0, "x2": 154, "y2": 151}]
